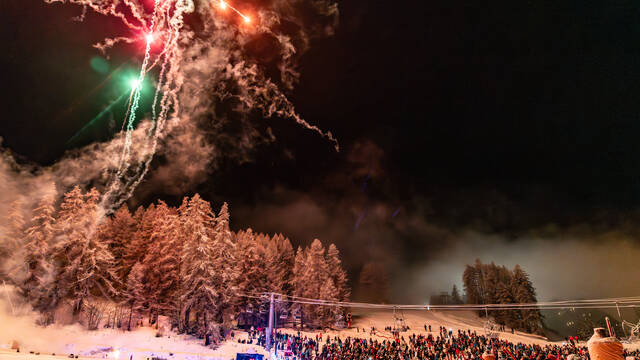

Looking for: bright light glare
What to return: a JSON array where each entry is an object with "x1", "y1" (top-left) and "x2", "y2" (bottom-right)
[
  {"x1": 130, "y1": 78, "x2": 142, "y2": 90},
  {"x1": 145, "y1": 33, "x2": 154, "y2": 43},
  {"x1": 219, "y1": 0, "x2": 227, "y2": 10},
  {"x1": 110, "y1": 349, "x2": 120, "y2": 359},
  {"x1": 243, "y1": 16, "x2": 251, "y2": 23}
]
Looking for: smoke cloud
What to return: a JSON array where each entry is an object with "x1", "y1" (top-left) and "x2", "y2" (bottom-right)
[
  {"x1": 0, "y1": 0, "x2": 340, "y2": 209},
  {"x1": 232, "y1": 140, "x2": 640, "y2": 304},
  {"x1": 403, "y1": 231, "x2": 640, "y2": 303}
]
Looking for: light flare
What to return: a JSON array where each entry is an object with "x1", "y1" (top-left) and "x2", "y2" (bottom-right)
[
  {"x1": 130, "y1": 78, "x2": 142, "y2": 91},
  {"x1": 216, "y1": 0, "x2": 252, "y2": 25}
]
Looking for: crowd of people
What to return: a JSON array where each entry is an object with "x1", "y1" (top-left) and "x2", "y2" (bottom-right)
[{"x1": 250, "y1": 325, "x2": 640, "y2": 360}]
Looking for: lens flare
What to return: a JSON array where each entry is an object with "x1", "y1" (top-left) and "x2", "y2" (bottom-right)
[
  {"x1": 243, "y1": 16, "x2": 251, "y2": 23},
  {"x1": 130, "y1": 78, "x2": 142, "y2": 91},
  {"x1": 145, "y1": 33, "x2": 154, "y2": 43},
  {"x1": 219, "y1": 0, "x2": 227, "y2": 10}
]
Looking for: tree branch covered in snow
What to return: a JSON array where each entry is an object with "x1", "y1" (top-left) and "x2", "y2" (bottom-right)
[{"x1": 0, "y1": 188, "x2": 350, "y2": 344}]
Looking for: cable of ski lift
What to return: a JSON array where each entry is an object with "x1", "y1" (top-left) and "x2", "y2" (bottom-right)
[{"x1": 235, "y1": 292, "x2": 640, "y2": 311}]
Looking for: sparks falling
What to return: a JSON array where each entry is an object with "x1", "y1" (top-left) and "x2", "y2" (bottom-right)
[{"x1": 45, "y1": 0, "x2": 340, "y2": 211}]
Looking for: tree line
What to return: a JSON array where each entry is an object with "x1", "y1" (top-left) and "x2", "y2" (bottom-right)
[
  {"x1": 0, "y1": 186, "x2": 350, "y2": 345},
  {"x1": 462, "y1": 259, "x2": 543, "y2": 334}
]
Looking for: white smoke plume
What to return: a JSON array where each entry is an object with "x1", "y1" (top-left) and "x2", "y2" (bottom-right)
[{"x1": 0, "y1": 0, "x2": 340, "y2": 221}]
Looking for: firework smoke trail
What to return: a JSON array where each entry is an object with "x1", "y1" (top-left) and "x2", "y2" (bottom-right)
[
  {"x1": 116, "y1": 0, "x2": 160, "y2": 176},
  {"x1": 101, "y1": 0, "x2": 196, "y2": 209},
  {"x1": 47, "y1": 0, "x2": 340, "y2": 212},
  {"x1": 115, "y1": 8, "x2": 185, "y2": 207},
  {"x1": 226, "y1": 62, "x2": 340, "y2": 151}
]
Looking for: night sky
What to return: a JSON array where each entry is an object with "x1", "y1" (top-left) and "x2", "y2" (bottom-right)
[{"x1": 2, "y1": 0, "x2": 640, "y2": 301}]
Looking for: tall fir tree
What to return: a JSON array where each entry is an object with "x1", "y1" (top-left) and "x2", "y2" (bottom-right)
[
  {"x1": 211, "y1": 202, "x2": 238, "y2": 328},
  {"x1": 263, "y1": 233, "x2": 295, "y2": 322},
  {"x1": 235, "y1": 229, "x2": 268, "y2": 313},
  {"x1": 140, "y1": 202, "x2": 175, "y2": 325},
  {"x1": 292, "y1": 246, "x2": 307, "y2": 327},
  {"x1": 496, "y1": 281, "x2": 517, "y2": 327},
  {"x1": 7, "y1": 199, "x2": 25, "y2": 250},
  {"x1": 122, "y1": 204, "x2": 156, "y2": 279},
  {"x1": 326, "y1": 243, "x2": 350, "y2": 302},
  {"x1": 511, "y1": 264, "x2": 542, "y2": 333},
  {"x1": 123, "y1": 261, "x2": 145, "y2": 331},
  {"x1": 462, "y1": 264, "x2": 482, "y2": 305},
  {"x1": 50, "y1": 187, "x2": 118, "y2": 316},
  {"x1": 104, "y1": 206, "x2": 136, "y2": 281},
  {"x1": 154, "y1": 203, "x2": 183, "y2": 325},
  {"x1": 299, "y1": 239, "x2": 338, "y2": 326},
  {"x1": 462, "y1": 260, "x2": 541, "y2": 333},
  {"x1": 180, "y1": 194, "x2": 220, "y2": 339},
  {"x1": 23, "y1": 191, "x2": 56, "y2": 302}
]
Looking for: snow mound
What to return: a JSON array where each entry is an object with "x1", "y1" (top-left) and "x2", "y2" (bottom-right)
[{"x1": 0, "y1": 298, "x2": 266, "y2": 360}]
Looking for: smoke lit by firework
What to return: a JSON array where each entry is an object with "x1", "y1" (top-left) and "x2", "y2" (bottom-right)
[{"x1": 43, "y1": 0, "x2": 339, "y2": 211}]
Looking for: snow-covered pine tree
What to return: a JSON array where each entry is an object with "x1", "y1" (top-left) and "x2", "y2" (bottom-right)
[
  {"x1": 142, "y1": 201, "x2": 182, "y2": 327},
  {"x1": 260, "y1": 233, "x2": 277, "y2": 293},
  {"x1": 211, "y1": 202, "x2": 238, "y2": 330},
  {"x1": 269, "y1": 233, "x2": 294, "y2": 296},
  {"x1": 326, "y1": 243, "x2": 350, "y2": 302},
  {"x1": 318, "y1": 275, "x2": 339, "y2": 326},
  {"x1": 123, "y1": 261, "x2": 145, "y2": 331},
  {"x1": 292, "y1": 246, "x2": 307, "y2": 328},
  {"x1": 180, "y1": 194, "x2": 219, "y2": 339},
  {"x1": 106, "y1": 206, "x2": 136, "y2": 281},
  {"x1": 122, "y1": 204, "x2": 156, "y2": 279},
  {"x1": 324, "y1": 243, "x2": 349, "y2": 324},
  {"x1": 23, "y1": 191, "x2": 56, "y2": 302},
  {"x1": 50, "y1": 187, "x2": 119, "y2": 317},
  {"x1": 302, "y1": 239, "x2": 334, "y2": 327},
  {"x1": 7, "y1": 199, "x2": 25, "y2": 250},
  {"x1": 235, "y1": 229, "x2": 268, "y2": 314}
]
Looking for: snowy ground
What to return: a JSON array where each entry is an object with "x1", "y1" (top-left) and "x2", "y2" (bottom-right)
[
  {"x1": 0, "y1": 296, "x2": 267, "y2": 360},
  {"x1": 0, "y1": 325, "x2": 267, "y2": 360},
  {"x1": 2, "y1": 300, "x2": 638, "y2": 360},
  {"x1": 278, "y1": 308, "x2": 551, "y2": 345}
]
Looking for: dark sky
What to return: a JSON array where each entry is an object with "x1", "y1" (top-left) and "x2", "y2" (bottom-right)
[{"x1": 2, "y1": 0, "x2": 640, "y2": 300}]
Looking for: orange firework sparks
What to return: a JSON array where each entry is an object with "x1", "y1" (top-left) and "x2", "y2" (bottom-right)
[{"x1": 218, "y1": 0, "x2": 252, "y2": 24}]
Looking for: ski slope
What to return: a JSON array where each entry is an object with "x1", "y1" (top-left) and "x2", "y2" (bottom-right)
[{"x1": 2, "y1": 297, "x2": 639, "y2": 360}]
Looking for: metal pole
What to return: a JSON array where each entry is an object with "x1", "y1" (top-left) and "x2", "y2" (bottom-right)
[
  {"x1": 616, "y1": 302, "x2": 627, "y2": 337},
  {"x1": 274, "y1": 298, "x2": 278, "y2": 358},
  {"x1": 266, "y1": 293, "x2": 274, "y2": 351}
]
